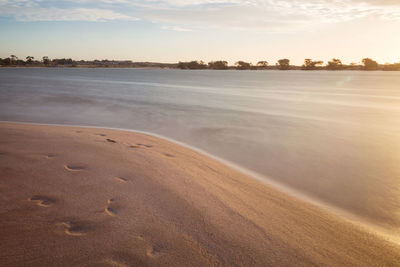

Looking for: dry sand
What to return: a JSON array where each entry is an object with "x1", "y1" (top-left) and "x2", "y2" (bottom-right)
[{"x1": 0, "y1": 122, "x2": 399, "y2": 266}]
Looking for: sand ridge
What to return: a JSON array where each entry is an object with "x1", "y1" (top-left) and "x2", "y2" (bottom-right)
[{"x1": 0, "y1": 122, "x2": 399, "y2": 266}]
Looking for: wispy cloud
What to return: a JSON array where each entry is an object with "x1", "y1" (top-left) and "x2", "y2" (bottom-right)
[
  {"x1": 161, "y1": 25, "x2": 192, "y2": 32},
  {"x1": 0, "y1": 0, "x2": 138, "y2": 22},
  {"x1": 0, "y1": 0, "x2": 399, "y2": 29},
  {"x1": 16, "y1": 8, "x2": 138, "y2": 22}
]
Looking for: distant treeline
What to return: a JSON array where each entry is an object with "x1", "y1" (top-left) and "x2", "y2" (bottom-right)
[
  {"x1": 177, "y1": 58, "x2": 400, "y2": 71},
  {"x1": 0, "y1": 56, "x2": 177, "y2": 68},
  {"x1": 1, "y1": 55, "x2": 400, "y2": 71}
]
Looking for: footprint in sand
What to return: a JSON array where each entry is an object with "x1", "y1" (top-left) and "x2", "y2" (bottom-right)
[
  {"x1": 163, "y1": 153, "x2": 175, "y2": 158},
  {"x1": 96, "y1": 133, "x2": 107, "y2": 137},
  {"x1": 60, "y1": 221, "x2": 92, "y2": 236},
  {"x1": 136, "y1": 143, "x2": 153, "y2": 148},
  {"x1": 146, "y1": 245, "x2": 164, "y2": 258},
  {"x1": 64, "y1": 164, "x2": 86, "y2": 172},
  {"x1": 114, "y1": 177, "x2": 128, "y2": 183},
  {"x1": 44, "y1": 153, "x2": 57, "y2": 159},
  {"x1": 29, "y1": 195, "x2": 56, "y2": 207},
  {"x1": 105, "y1": 198, "x2": 118, "y2": 217}
]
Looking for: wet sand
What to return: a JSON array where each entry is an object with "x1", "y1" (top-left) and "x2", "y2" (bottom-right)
[{"x1": 0, "y1": 122, "x2": 399, "y2": 266}]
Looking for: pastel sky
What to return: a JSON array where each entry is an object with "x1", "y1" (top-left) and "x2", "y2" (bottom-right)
[{"x1": 0, "y1": 0, "x2": 399, "y2": 65}]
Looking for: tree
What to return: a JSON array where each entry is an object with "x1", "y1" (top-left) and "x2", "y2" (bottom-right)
[
  {"x1": 347, "y1": 62, "x2": 361, "y2": 70},
  {"x1": 362, "y1": 58, "x2": 379, "y2": 70},
  {"x1": 0, "y1": 58, "x2": 11, "y2": 65},
  {"x1": 276, "y1": 59, "x2": 290, "y2": 70},
  {"x1": 42, "y1": 56, "x2": 50, "y2": 65},
  {"x1": 26, "y1": 56, "x2": 34, "y2": 63},
  {"x1": 383, "y1": 63, "x2": 400, "y2": 71},
  {"x1": 302, "y1": 59, "x2": 323, "y2": 70},
  {"x1": 235, "y1": 61, "x2": 252, "y2": 70},
  {"x1": 326, "y1": 58, "x2": 343, "y2": 70},
  {"x1": 257, "y1": 61, "x2": 268, "y2": 69},
  {"x1": 177, "y1": 61, "x2": 187, "y2": 69},
  {"x1": 208, "y1": 61, "x2": 228, "y2": 70},
  {"x1": 189, "y1": 60, "x2": 207, "y2": 69},
  {"x1": 178, "y1": 61, "x2": 207, "y2": 69},
  {"x1": 10, "y1": 55, "x2": 17, "y2": 64},
  {"x1": 16, "y1": 59, "x2": 25, "y2": 65}
]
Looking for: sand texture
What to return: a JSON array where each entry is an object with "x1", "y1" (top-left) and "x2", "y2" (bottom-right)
[{"x1": 0, "y1": 122, "x2": 399, "y2": 266}]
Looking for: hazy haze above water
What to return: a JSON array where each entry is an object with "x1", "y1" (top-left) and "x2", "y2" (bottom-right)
[{"x1": 1, "y1": 68, "x2": 400, "y2": 230}]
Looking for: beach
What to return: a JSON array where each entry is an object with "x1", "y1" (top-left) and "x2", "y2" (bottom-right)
[{"x1": 0, "y1": 122, "x2": 399, "y2": 266}]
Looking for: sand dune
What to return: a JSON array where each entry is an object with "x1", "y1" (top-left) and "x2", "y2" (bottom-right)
[{"x1": 0, "y1": 122, "x2": 399, "y2": 266}]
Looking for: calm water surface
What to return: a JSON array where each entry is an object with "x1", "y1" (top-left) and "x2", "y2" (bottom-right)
[{"x1": 1, "y1": 68, "x2": 400, "y2": 231}]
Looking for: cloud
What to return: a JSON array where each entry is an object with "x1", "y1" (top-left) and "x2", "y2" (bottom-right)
[
  {"x1": 126, "y1": 0, "x2": 400, "y2": 32},
  {"x1": 114, "y1": 0, "x2": 400, "y2": 31},
  {"x1": 0, "y1": 0, "x2": 399, "y2": 29},
  {"x1": 348, "y1": 0, "x2": 400, "y2": 5},
  {"x1": 0, "y1": 0, "x2": 138, "y2": 22},
  {"x1": 16, "y1": 7, "x2": 138, "y2": 22},
  {"x1": 161, "y1": 25, "x2": 192, "y2": 32}
]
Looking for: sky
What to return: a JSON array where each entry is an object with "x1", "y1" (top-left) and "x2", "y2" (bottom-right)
[{"x1": 0, "y1": 0, "x2": 399, "y2": 65}]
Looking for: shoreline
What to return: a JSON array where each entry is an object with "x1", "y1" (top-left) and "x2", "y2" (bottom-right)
[
  {"x1": 0, "y1": 66, "x2": 397, "y2": 71},
  {"x1": 2, "y1": 120, "x2": 399, "y2": 244},
  {"x1": 1, "y1": 122, "x2": 399, "y2": 265}
]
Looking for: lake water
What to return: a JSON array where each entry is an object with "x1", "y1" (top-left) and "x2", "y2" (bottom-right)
[{"x1": 1, "y1": 68, "x2": 400, "y2": 232}]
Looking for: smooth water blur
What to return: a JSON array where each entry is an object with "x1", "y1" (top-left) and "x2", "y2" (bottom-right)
[{"x1": 1, "y1": 68, "x2": 400, "y2": 229}]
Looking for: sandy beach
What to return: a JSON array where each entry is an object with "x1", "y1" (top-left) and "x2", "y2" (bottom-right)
[{"x1": 0, "y1": 122, "x2": 399, "y2": 266}]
